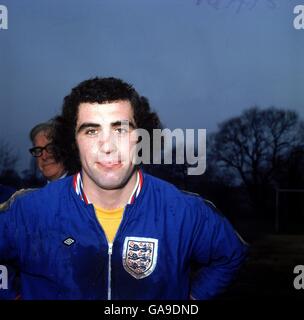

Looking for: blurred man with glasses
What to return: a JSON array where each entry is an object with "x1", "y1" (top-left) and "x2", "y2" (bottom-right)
[
  {"x1": 29, "y1": 122, "x2": 67, "y2": 182},
  {"x1": 1, "y1": 121, "x2": 68, "y2": 211}
]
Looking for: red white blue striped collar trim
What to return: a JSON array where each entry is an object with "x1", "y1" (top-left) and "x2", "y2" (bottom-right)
[{"x1": 73, "y1": 170, "x2": 143, "y2": 205}]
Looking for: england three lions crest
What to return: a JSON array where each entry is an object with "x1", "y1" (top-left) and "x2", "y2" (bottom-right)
[{"x1": 122, "y1": 237, "x2": 158, "y2": 279}]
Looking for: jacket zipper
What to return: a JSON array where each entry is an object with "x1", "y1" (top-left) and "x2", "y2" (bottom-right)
[
  {"x1": 91, "y1": 206, "x2": 113, "y2": 300},
  {"x1": 106, "y1": 206, "x2": 130, "y2": 300},
  {"x1": 92, "y1": 205, "x2": 130, "y2": 300},
  {"x1": 107, "y1": 242, "x2": 113, "y2": 300}
]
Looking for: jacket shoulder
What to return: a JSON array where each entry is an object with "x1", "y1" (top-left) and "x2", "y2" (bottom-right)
[
  {"x1": 144, "y1": 173, "x2": 225, "y2": 219},
  {"x1": 144, "y1": 173, "x2": 211, "y2": 210},
  {"x1": 2, "y1": 176, "x2": 73, "y2": 218}
]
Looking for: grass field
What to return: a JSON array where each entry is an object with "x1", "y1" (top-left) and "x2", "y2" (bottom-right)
[{"x1": 219, "y1": 234, "x2": 304, "y2": 299}]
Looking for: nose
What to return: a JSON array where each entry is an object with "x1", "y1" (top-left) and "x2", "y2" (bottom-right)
[
  {"x1": 99, "y1": 131, "x2": 116, "y2": 154},
  {"x1": 41, "y1": 148, "x2": 52, "y2": 160}
]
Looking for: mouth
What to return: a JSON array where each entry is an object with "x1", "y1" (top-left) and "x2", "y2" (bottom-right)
[
  {"x1": 96, "y1": 161, "x2": 123, "y2": 169},
  {"x1": 42, "y1": 162, "x2": 56, "y2": 168}
]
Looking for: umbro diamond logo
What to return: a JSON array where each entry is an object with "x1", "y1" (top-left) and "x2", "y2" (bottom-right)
[{"x1": 63, "y1": 237, "x2": 75, "y2": 246}]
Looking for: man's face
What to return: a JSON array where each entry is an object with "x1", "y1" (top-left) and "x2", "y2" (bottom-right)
[
  {"x1": 33, "y1": 131, "x2": 65, "y2": 181},
  {"x1": 76, "y1": 101, "x2": 138, "y2": 191}
]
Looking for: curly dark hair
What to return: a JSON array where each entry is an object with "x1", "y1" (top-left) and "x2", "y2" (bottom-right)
[{"x1": 52, "y1": 77, "x2": 161, "y2": 174}]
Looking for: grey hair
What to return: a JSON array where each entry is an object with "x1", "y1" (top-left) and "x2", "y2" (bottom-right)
[{"x1": 29, "y1": 121, "x2": 54, "y2": 143}]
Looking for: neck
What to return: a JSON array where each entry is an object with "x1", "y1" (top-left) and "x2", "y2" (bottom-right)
[
  {"x1": 48, "y1": 167, "x2": 66, "y2": 182},
  {"x1": 82, "y1": 170, "x2": 138, "y2": 210}
]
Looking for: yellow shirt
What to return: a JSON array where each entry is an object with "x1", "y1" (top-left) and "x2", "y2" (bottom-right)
[{"x1": 94, "y1": 206, "x2": 124, "y2": 243}]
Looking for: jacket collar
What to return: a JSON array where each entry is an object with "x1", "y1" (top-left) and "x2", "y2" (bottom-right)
[{"x1": 72, "y1": 169, "x2": 143, "y2": 206}]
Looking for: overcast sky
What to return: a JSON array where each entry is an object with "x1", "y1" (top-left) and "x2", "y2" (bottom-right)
[{"x1": 0, "y1": 0, "x2": 303, "y2": 173}]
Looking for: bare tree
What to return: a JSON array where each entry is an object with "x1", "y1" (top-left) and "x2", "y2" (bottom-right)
[{"x1": 211, "y1": 107, "x2": 304, "y2": 209}]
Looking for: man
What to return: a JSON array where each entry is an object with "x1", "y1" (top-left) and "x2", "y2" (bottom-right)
[
  {"x1": 29, "y1": 122, "x2": 67, "y2": 182},
  {"x1": 0, "y1": 77, "x2": 247, "y2": 300},
  {"x1": 0, "y1": 122, "x2": 70, "y2": 211}
]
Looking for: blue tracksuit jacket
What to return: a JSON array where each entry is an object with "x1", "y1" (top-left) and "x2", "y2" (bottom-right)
[{"x1": 0, "y1": 172, "x2": 247, "y2": 300}]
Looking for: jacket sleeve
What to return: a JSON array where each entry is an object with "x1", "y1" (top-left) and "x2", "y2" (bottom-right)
[
  {"x1": 189, "y1": 198, "x2": 248, "y2": 300},
  {"x1": 0, "y1": 203, "x2": 20, "y2": 299}
]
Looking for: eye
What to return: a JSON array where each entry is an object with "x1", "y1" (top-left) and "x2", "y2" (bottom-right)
[
  {"x1": 115, "y1": 127, "x2": 129, "y2": 134},
  {"x1": 85, "y1": 128, "x2": 98, "y2": 135}
]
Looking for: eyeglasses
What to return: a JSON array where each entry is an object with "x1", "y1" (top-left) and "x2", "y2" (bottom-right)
[{"x1": 29, "y1": 143, "x2": 56, "y2": 157}]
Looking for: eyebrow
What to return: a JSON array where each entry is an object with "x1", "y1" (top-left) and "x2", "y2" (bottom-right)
[
  {"x1": 31, "y1": 142, "x2": 53, "y2": 150},
  {"x1": 76, "y1": 120, "x2": 136, "y2": 134},
  {"x1": 76, "y1": 123, "x2": 100, "y2": 134},
  {"x1": 111, "y1": 120, "x2": 136, "y2": 129}
]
